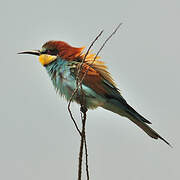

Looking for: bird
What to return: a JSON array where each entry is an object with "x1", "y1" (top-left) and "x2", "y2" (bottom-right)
[{"x1": 18, "y1": 40, "x2": 171, "y2": 146}]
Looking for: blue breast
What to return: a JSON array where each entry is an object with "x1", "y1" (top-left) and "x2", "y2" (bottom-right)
[
  {"x1": 45, "y1": 57, "x2": 106, "y2": 109},
  {"x1": 45, "y1": 58, "x2": 76, "y2": 100}
]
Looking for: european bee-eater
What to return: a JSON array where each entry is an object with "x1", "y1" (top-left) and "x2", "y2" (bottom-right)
[{"x1": 19, "y1": 40, "x2": 170, "y2": 146}]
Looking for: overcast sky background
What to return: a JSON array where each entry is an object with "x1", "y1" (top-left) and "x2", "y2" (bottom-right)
[{"x1": 0, "y1": 0, "x2": 180, "y2": 179}]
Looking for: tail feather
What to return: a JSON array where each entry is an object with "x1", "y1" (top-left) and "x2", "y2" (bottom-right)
[
  {"x1": 125, "y1": 112, "x2": 171, "y2": 146},
  {"x1": 125, "y1": 104, "x2": 152, "y2": 124},
  {"x1": 102, "y1": 99, "x2": 171, "y2": 147}
]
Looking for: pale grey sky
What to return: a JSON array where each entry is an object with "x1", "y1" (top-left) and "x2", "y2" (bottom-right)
[{"x1": 0, "y1": 0, "x2": 180, "y2": 179}]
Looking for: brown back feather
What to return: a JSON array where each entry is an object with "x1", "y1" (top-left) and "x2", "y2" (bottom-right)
[{"x1": 80, "y1": 52, "x2": 117, "y2": 88}]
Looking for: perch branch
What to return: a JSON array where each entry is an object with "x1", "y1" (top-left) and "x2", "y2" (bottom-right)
[{"x1": 67, "y1": 23, "x2": 122, "y2": 180}]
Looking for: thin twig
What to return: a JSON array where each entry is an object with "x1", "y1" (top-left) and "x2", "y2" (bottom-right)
[
  {"x1": 76, "y1": 30, "x2": 104, "y2": 83},
  {"x1": 84, "y1": 134, "x2": 90, "y2": 180},
  {"x1": 79, "y1": 23, "x2": 123, "y2": 85},
  {"x1": 78, "y1": 108, "x2": 87, "y2": 180},
  {"x1": 67, "y1": 30, "x2": 104, "y2": 136},
  {"x1": 68, "y1": 89, "x2": 82, "y2": 136},
  {"x1": 77, "y1": 24, "x2": 122, "y2": 180},
  {"x1": 68, "y1": 30, "x2": 104, "y2": 180},
  {"x1": 80, "y1": 110, "x2": 90, "y2": 180},
  {"x1": 68, "y1": 30, "x2": 104, "y2": 114},
  {"x1": 94, "y1": 23, "x2": 122, "y2": 62},
  {"x1": 67, "y1": 23, "x2": 122, "y2": 180}
]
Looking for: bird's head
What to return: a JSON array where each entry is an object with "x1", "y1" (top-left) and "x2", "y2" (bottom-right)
[{"x1": 18, "y1": 41, "x2": 85, "y2": 66}]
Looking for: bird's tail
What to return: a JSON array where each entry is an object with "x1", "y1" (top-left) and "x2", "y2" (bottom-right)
[{"x1": 102, "y1": 98, "x2": 171, "y2": 146}]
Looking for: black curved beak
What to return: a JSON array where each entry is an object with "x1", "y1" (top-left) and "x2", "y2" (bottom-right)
[{"x1": 18, "y1": 50, "x2": 40, "y2": 56}]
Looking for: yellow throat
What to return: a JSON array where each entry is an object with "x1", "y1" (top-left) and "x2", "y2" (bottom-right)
[{"x1": 39, "y1": 54, "x2": 57, "y2": 66}]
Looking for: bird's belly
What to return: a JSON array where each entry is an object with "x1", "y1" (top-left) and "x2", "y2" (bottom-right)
[
  {"x1": 80, "y1": 85, "x2": 106, "y2": 109},
  {"x1": 52, "y1": 75, "x2": 105, "y2": 109}
]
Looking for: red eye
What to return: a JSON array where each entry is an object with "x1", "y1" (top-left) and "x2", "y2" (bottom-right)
[{"x1": 46, "y1": 50, "x2": 51, "y2": 54}]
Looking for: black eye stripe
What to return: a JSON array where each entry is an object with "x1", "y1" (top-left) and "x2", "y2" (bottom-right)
[
  {"x1": 41, "y1": 49, "x2": 58, "y2": 55},
  {"x1": 41, "y1": 51, "x2": 46, "y2": 54}
]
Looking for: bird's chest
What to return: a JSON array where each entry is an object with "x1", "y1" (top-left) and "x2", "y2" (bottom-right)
[
  {"x1": 45, "y1": 59, "x2": 105, "y2": 109},
  {"x1": 45, "y1": 60, "x2": 77, "y2": 100}
]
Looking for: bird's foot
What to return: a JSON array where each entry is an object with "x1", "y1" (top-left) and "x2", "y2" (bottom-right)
[{"x1": 80, "y1": 105, "x2": 87, "y2": 113}]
